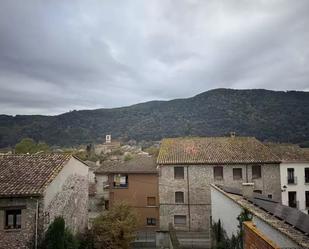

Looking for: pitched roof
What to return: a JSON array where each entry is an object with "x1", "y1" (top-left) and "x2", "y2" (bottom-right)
[
  {"x1": 265, "y1": 143, "x2": 309, "y2": 162},
  {"x1": 95, "y1": 155, "x2": 157, "y2": 174},
  {"x1": 157, "y1": 137, "x2": 280, "y2": 165},
  {"x1": 212, "y1": 184, "x2": 309, "y2": 248},
  {"x1": 0, "y1": 154, "x2": 71, "y2": 197}
]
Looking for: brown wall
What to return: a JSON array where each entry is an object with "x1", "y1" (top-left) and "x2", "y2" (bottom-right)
[
  {"x1": 109, "y1": 173, "x2": 159, "y2": 230},
  {"x1": 243, "y1": 221, "x2": 279, "y2": 249}
]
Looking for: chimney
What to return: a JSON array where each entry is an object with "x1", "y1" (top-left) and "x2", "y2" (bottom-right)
[
  {"x1": 230, "y1": 132, "x2": 236, "y2": 138},
  {"x1": 242, "y1": 182, "x2": 254, "y2": 199}
]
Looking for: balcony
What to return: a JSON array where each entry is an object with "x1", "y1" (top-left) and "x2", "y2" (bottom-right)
[
  {"x1": 288, "y1": 200, "x2": 299, "y2": 209},
  {"x1": 287, "y1": 176, "x2": 297, "y2": 185}
]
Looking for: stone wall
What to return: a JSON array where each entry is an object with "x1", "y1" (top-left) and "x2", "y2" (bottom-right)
[
  {"x1": 159, "y1": 163, "x2": 281, "y2": 231},
  {"x1": 0, "y1": 197, "x2": 43, "y2": 249},
  {"x1": 44, "y1": 174, "x2": 88, "y2": 234},
  {"x1": 159, "y1": 165, "x2": 211, "y2": 231}
]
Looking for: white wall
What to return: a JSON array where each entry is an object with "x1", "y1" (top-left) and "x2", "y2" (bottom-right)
[
  {"x1": 211, "y1": 186, "x2": 241, "y2": 238},
  {"x1": 44, "y1": 157, "x2": 89, "y2": 207},
  {"x1": 280, "y1": 162, "x2": 309, "y2": 213},
  {"x1": 210, "y1": 185, "x2": 299, "y2": 248}
]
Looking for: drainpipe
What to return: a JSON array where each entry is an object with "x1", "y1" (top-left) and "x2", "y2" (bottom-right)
[
  {"x1": 246, "y1": 165, "x2": 248, "y2": 183},
  {"x1": 35, "y1": 199, "x2": 39, "y2": 249},
  {"x1": 186, "y1": 166, "x2": 191, "y2": 231}
]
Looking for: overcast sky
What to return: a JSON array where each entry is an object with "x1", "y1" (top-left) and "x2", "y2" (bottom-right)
[{"x1": 0, "y1": 0, "x2": 308, "y2": 115}]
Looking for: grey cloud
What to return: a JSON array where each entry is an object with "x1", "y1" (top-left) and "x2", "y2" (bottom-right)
[{"x1": 0, "y1": 0, "x2": 308, "y2": 115}]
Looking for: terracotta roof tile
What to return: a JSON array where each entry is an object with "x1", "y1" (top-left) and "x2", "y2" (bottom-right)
[
  {"x1": 157, "y1": 137, "x2": 280, "y2": 165},
  {"x1": 265, "y1": 143, "x2": 309, "y2": 162},
  {"x1": 95, "y1": 155, "x2": 157, "y2": 174},
  {"x1": 0, "y1": 154, "x2": 71, "y2": 197}
]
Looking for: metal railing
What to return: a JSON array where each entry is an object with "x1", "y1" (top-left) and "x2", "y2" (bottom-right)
[{"x1": 287, "y1": 176, "x2": 297, "y2": 185}]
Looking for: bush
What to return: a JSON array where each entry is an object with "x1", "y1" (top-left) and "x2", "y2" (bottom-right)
[
  {"x1": 92, "y1": 202, "x2": 137, "y2": 249},
  {"x1": 15, "y1": 138, "x2": 50, "y2": 154},
  {"x1": 41, "y1": 217, "x2": 78, "y2": 249}
]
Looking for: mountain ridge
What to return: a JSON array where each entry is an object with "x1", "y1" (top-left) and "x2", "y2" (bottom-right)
[{"x1": 1, "y1": 88, "x2": 309, "y2": 147}]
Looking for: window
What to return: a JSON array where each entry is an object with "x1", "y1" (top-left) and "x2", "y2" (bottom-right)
[
  {"x1": 306, "y1": 191, "x2": 309, "y2": 208},
  {"x1": 253, "y1": 190, "x2": 262, "y2": 194},
  {"x1": 147, "y1": 197, "x2": 156, "y2": 206},
  {"x1": 174, "y1": 167, "x2": 184, "y2": 179},
  {"x1": 288, "y1": 191, "x2": 297, "y2": 208},
  {"x1": 305, "y1": 168, "x2": 309, "y2": 183},
  {"x1": 147, "y1": 218, "x2": 156, "y2": 226},
  {"x1": 174, "y1": 215, "x2": 186, "y2": 225},
  {"x1": 268, "y1": 194, "x2": 273, "y2": 199},
  {"x1": 252, "y1": 165, "x2": 261, "y2": 179},
  {"x1": 287, "y1": 168, "x2": 296, "y2": 184},
  {"x1": 104, "y1": 200, "x2": 109, "y2": 210},
  {"x1": 175, "y1": 192, "x2": 184, "y2": 203},
  {"x1": 5, "y1": 209, "x2": 21, "y2": 230},
  {"x1": 214, "y1": 166, "x2": 223, "y2": 180},
  {"x1": 233, "y1": 168, "x2": 242, "y2": 180},
  {"x1": 113, "y1": 174, "x2": 128, "y2": 188}
]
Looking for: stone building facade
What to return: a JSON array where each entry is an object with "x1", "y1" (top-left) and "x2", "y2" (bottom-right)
[
  {"x1": 0, "y1": 154, "x2": 88, "y2": 249},
  {"x1": 157, "y1": 136, "x2": 281, "y2": 232}
]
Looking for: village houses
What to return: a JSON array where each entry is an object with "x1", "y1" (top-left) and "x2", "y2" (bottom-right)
[
  {"x1": 0, "y1": 154, "x2": 88, "y2": 249},
  {"x1": 265, "y1": 143, "x2": 309, "y2": 213},
  {"x1": 93, "y1": 155, "x2": 159, "y2": 230},
  {"x1": 156, "y1": 136, "x2": 281, "y2": 232}
]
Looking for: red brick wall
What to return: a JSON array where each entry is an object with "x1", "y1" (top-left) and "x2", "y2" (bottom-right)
[{"x1": 243, "y1": 221, "x2": 279, "y2": 249}]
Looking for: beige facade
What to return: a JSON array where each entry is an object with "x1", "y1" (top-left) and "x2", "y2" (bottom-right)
[
  {"x1": 159, "y1": 163, "x2": 281, "y2": 232},
  {"x1": 0, "y1": 156, "x2": 88, "y2": 249}
]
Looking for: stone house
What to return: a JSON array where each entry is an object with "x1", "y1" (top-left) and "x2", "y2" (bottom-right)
[
  {"x1": 0, "y1": 154, "x2": 88, "y2": 249},
  {"x1": 94, "y1": 155, "x2": 159, "y2": 230},
  {"x1": 265, "y1": 143, "x2": 309, "y2": 213},
  {"x1": 157, "y1": 136, "x2": 281, "y2": 232}
]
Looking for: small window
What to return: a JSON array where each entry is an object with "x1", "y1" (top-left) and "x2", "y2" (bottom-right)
[
  {"x1": 305, "y1": 168, "x2": 309, "y2": 183},
  {"x1": 174, "y1": 167, "x2": 184, "y2": 179},
  {"x1": 268, "y1": 194, "x2": 272, "y2": 199},
  {"x1": 5, "y1": 209, "x2": 21, "y2": 230},
  {"x1": 175, "y1": 192, "x2": 184, "y2": 203},
  {"x1": 113, "y1": 174, "x2": 128, "y2": 188},
  {"x1": 214, "y1": 166, "x2": 223, "y2": 180},
  {"x1": 146, "y1": 218, "x2": 156, "y2": 226},
  {"x1": 252, "y1": 165, "x2": 261, "y2": 179},
  {"x1": 233, "y1": 168, "x2": 242, "y2": 180},
  {"x1": 147, "y1": 197, "x2": 156, "y2": 206},
  {"x1": 174, "y1": 215, "x2": 186, "y2": 225}
]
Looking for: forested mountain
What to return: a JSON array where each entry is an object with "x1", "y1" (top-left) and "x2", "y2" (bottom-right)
[{"x1": 1, "y1": 88, "x2": 309, "y2": 148}]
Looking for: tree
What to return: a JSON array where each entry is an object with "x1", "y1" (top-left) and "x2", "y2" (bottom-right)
[
  {"x1": 41, "y1": 217, "x2": 78, "y2": 249},
  {"x1": 15, "y1": 138, "x2": 37, "y2": 154},
  {"x1": 92, "y1": 202, "x2": 137, "y2": 249},
  {"x1": 15, "y1": 138, "x2": 49, "y2": 154},
  {"x1": 43, "y1": 217, "x2": 66, "y2": 249}
]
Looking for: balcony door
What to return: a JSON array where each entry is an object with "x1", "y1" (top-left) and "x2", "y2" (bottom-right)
[
  {"x1": 287, "y1": 168, "x2": 295, "y2": 184},
  {"x1": 288, "y1": 191, "x2": 297, "y2": 208}
]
